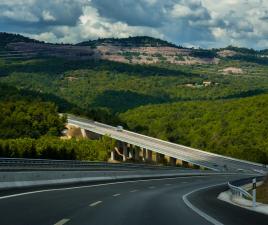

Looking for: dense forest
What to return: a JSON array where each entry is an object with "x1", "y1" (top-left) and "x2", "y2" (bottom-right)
[
  {"x1": 0, "y1": 82, "x2": 114, "y2": 160},
  {"x1": 0, "y1": 98, "x2": 114, "y2": 160},
  {"x1": 0, "y1": 136, "x2": 114, "y2": 161},
  {"x1": 77, "y1": 36, "x2": 180, "y2": 48},
  {"x1": 120, "y1": 94, "x2": 268, "y2": 163},
  {"x1": 1, "y1": 57, "x2": 268, "y2": 114},
  {"x1": 1, "y1": 33, "x2": 268, "y2": 163}
]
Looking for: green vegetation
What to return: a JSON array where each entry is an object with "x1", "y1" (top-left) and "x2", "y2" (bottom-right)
[
  {"x1": 0, "y1": 98, "x2": 115, "y2": 160},
  {"x1": 0, "y1": 101, "x2": 65, "y2": 139},
  {"x1": 77, "y1": 36, "x2": 180, "y2": 48},
  {"x1": 120, "y1": 94, "x2": 268, "y2": 163},
  {"x1": 2, "y1": 57, "x2": 268, "y2": 115},
  {"x1": 190, "y1": 49, "x2": 217, "y2": 58},
  {"x1": 0, "y1": 32, "x2": 41, "y2": 50},
  {"x1": 1, "y1": 32, "x2": 268, "y2": 163},
  {"x1": 0, "y1": 136, "x2": 114, "y2": 161},
  {"x1": 175, "y1": 54, "x2": 185, "y2": 61}
]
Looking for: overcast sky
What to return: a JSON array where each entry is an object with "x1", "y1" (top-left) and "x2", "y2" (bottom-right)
[{"x1": 1, "y1": 0, "x2": 268, "y2": 49}]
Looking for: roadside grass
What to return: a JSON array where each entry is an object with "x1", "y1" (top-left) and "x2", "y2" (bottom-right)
[{"x1": 257, "y1": 176, "x2": 268, "y2": 204}]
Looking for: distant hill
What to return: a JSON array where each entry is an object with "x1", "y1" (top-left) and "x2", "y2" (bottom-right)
[
  {"x1": 1, "y1": 32, "x2": 268, "y2": 65},
  {"x1": 76, "y1": 36, "x2": 181, "y2": 48},
  {"x1": 0, "y1": 32, "x2": 41, "y2": 48}
]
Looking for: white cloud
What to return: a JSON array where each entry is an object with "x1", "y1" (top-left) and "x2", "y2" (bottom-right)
[
  {"x1": 1, "y1": 0, "x2": 268, "y2": 49},
  {"x1": 42, "y1": 10, "x2": 56, "y2": 22}
]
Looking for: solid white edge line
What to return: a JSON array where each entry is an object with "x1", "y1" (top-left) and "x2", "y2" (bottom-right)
[
  {"x1": 0, "y1": 176, "x2": 209, "y2": 200},
  {"x1": 54, "y1": 218, "x2": 70, "y2": 225},
  {"x1": 182, "y1": 182, "x2": 227, "y2": 225}
]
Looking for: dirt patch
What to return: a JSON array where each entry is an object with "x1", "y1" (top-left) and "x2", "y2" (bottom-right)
[
  {"x1": 217, "y1": 50, "x2": 237, "y2": 57},
  {"x1": 220, "y1": 67, "x2": 244, "y2": 75},
  {"x1": 257, "y1": 176, "x2": 268, "y2": 204}
]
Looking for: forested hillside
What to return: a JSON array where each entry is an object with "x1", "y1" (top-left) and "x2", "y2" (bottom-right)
[
  {"x1": 1, "y1": 57, "x2": 268, "y2": 114},
  {"x1": 0, "y1": 97, "x2": 114, "y2": 160},
  {"x1": 1, "y1": 33, "x2": 268, "y2": 163},
  {"x1": 120, "y1": 95, "x2": 268, "y2": 163}
]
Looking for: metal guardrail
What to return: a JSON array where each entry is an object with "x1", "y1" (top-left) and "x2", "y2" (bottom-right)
[
  {"x1": 228, "y1": 177, "x2": 264, "y2": 207},
  {"x1": 228, "y1": 182, "x2": 253, "y2": 199},
  {"x1": 0, "y1": 157, "x2": 187, "y2": 171}
]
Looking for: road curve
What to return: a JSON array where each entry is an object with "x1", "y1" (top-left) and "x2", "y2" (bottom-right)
[{"x1": 0, "y1": 174, "x2": 265, "y2": 225}]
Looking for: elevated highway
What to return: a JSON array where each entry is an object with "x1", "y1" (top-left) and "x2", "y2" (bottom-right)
[{"x1": 68, "y1": 115, "x2": 268, "y2": 174}]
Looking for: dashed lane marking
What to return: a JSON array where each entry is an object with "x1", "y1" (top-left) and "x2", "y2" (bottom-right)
[
  {"x1": 54, "y1": 219, "x2": 70, "y2": 225},
  {"x1": 113, "y1": 193, "x2": 121, "y2": 197},
  {"x1": 89, "y1": 201, "x2": 102, "y2": 207}
]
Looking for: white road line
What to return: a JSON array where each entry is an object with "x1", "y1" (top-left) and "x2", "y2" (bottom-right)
[
  {"x1": 90, "y1": 201, "x2": 102, "y2": 207},
  {"x1": 165, "y1": 184, "x2": 171, "y2": 186},
  {"x1": 182, "y1": 182, "x2": 188, "y2": 184},
  {"x1": 0, "y1": 175, "x2": 234, "y2": 201},
  {"x1": 182, "y1": 182, "x2": 226, "y2": 225},
  {"x1": 113, "y1": 193, "x2": 121, "y2": 197},
  {"x1": 149, "y1": 186, "x2": 155, "y2": 189},
  {"x1": 130, "y1": 189, "x2": 138, "y2": 193},
  {"x1": 54, "y1": 218, "x2": 70, "y2": 225}
]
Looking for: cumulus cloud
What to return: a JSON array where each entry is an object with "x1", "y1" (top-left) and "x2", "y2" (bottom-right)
[{"x1": 1, "y1": 0, "x2": 268, "y2": 49}]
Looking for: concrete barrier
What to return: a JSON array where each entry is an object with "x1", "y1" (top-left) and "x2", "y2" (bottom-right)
[{"x1": 0, "y1": 170, "x2": 219, "y2": 190}]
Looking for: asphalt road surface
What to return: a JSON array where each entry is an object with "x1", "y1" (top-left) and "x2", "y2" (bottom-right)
[{"x1": 0, "y1": 174, "x2": 266, "y2": 225}]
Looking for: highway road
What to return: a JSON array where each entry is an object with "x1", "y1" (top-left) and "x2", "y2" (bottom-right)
[
  {"x1": 68, "y1": 115, "x2": 268, "y2": 173},
  {"x1": 0, "y1": 174, "x2": 267, "y2": 225}
]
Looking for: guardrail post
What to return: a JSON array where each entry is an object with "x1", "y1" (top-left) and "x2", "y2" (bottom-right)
[{"x1": 252, "y1": 178, "x2": 256, "y2": 207}]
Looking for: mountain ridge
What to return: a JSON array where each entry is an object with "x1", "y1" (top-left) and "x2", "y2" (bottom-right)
[{"x1": 1, "y1": 32, "x2": 268, "y2": 66}]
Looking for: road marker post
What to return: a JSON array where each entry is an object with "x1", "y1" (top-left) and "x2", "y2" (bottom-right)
[{"x1": 252, "y1": 178, "x2": 256, "y2": 207}]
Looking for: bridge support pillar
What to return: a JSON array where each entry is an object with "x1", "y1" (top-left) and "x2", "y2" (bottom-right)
[
  {"x1": 147, "y1": 150, "x2": 152, "y2": 162},
  {"x1": 156, "y1": 153, "x2": 165, "y2": 164},
  {"x1": 182, "y1": 160, "x2": 189, "y2": 168},
  {"x1": 128, "y1": 148, "x2": 134, "y2": 159},
  {"x1": 110, "y1": 150, "x2": 115, "y2": 161},
  {"x1": 142, "y1": 148, "x2": 147, "y2": 162},
  {"x1": 80, "y1": 128, "x2": 101, "y2": 140},
  {"x1": 134, "y1": 148, "x2": 140, "y2": 161},
  {"x1": 81, "y1": 128, "x2": 88, "y2": 138},
  {"x1": 169, "y1": 157, "x2": 177, "y2": 166},
  {"x1": 123, "y1": 143, "x2": 128, "y2": 162},
  {"x1": 192, "y1": 164, "x2": 200, "y2": 169}
]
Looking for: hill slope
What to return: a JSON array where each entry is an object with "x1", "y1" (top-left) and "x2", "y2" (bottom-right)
[
  {"x1": 1, "y1": 32, "x2": 268, "y2": 163},
  {"x1": 120, "y1": 94, "x2": 268, "y2": 163}
]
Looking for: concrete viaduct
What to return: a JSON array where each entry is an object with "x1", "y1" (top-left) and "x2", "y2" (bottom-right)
[{"x1": 67, "y1": 114, "x2": 267, "y2": 174}]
